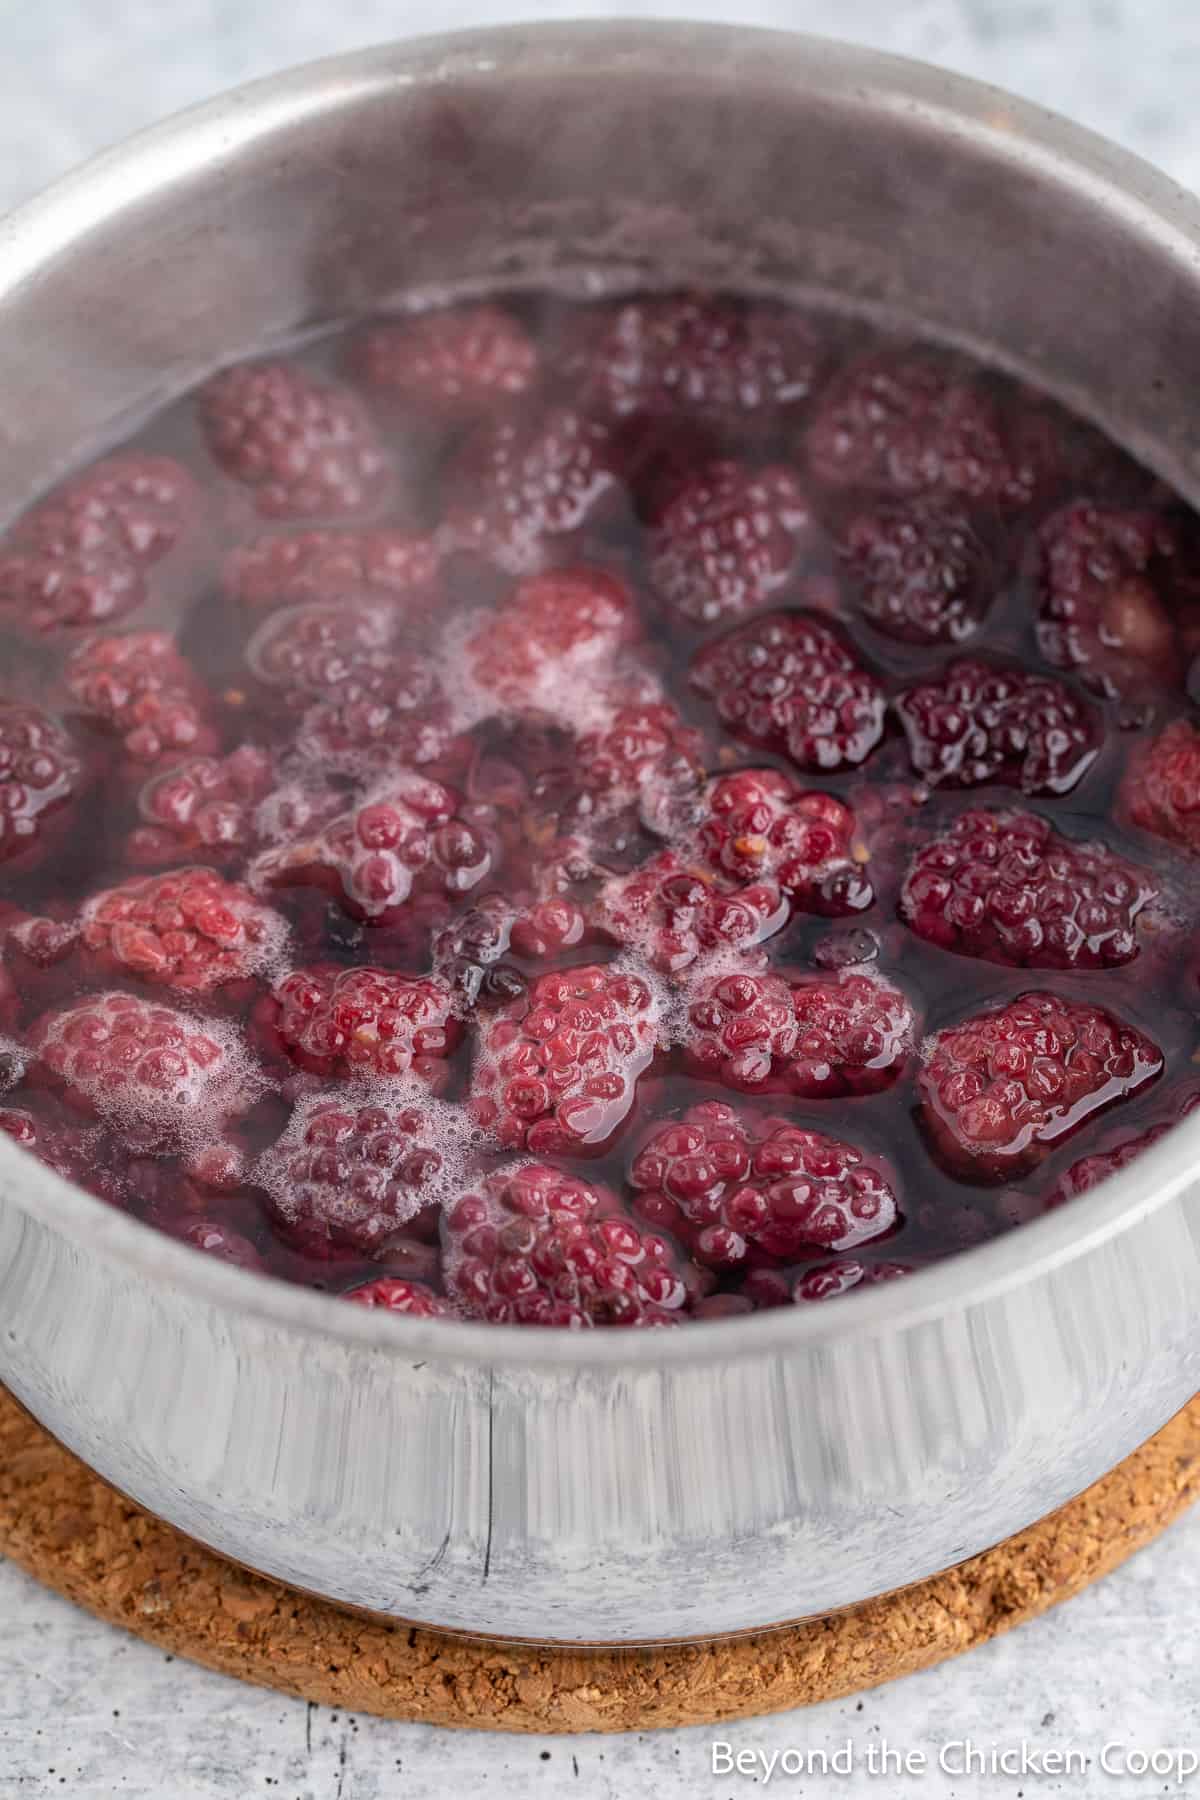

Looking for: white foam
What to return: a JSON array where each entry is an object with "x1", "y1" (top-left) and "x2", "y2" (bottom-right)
[
  {"x1": 249, "y1": 906, "x2": 294, "y2": 993},
  {"x1": 614, "y1": 952, "x2": 678, "y2": 1065},
  {"x1": 7, "y1": 915, "x2": 80, "y2": 962},
  {"x1": 251, "y1": 769, "x2": 344, "y2": 849},
  {"x1": 256, "y1": 1076, "x2": 488, "y2": 1240},
  {"x1": 436, "y1": 608, "x2": 643, "y2": 739},
  {"x1": 37, "y1": 992, "x2": 267, "y2": 1154}
]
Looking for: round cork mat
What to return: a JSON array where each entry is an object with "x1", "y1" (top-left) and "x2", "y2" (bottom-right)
[{"x1": 2, "y1": 1387, "x2": 1198, "y2": 1733}]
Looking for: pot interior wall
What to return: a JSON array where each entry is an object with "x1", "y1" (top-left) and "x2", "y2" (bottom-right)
[{"x1": 2, "y1": 32, "x2": 1199, "y2": 518}]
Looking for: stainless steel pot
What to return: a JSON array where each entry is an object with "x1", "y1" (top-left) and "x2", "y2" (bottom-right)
[{"x1": 2, "y1": 22, "x2": 1200, "y2": 1646}]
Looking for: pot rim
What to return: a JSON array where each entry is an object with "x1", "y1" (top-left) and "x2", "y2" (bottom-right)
[{"x1": 3, "y1": 18, "x2": 1200, "y2": 1371}]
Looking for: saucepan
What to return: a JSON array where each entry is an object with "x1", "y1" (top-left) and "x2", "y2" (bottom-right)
[{"x1": 1, "y1": 22, "x2": 1200, "y2": 1644}]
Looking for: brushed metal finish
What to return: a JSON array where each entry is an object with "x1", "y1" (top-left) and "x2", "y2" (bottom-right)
[{"x1": 2, "y1": 23, "x2": 1200, "y2": 1643}]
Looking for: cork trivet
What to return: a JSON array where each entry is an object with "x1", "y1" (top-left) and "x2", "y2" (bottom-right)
[{"x1": 2, "y1": 1387, "x2": 1197, "y2": 1733}]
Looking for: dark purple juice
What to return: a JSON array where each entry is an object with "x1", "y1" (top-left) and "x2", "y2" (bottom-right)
[{"x1": 0, "y1": 290, "x2": 1197, "y2": 1327}]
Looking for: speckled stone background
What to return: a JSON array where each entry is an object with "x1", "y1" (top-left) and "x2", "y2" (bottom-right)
[{"x1": 3, "y1": 3, "x2": 1200, "y2": 1796}]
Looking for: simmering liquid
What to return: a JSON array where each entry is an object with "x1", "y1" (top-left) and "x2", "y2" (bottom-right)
[{"x1": 0, "y1": 291, "x2": 1196, "y2": 1325}]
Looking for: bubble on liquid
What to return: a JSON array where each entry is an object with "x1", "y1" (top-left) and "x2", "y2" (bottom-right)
[{"x1": 811, "y1": 927, "x2": 880, "y2": 970}]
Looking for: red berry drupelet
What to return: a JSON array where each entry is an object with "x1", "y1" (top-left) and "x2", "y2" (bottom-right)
[
  {"x1": 689, "y1": 611, "x2": 885, "y2": 772},
  {"x1": 1119, "y1": 718, "x2": 1200, "y2": 854},
  {"x1": 244, "y1": 598, "x2": 394, "y2": 708},
  {"x1": 445, "y1": 405, "x2": 627, "y2": 572},
  {"x1": 260, "y1": 964, "x2": 461, "y2": 1086},
  {"x1": 1035, "y1": 501, "x2": 1178, "y2": 695},
  {"x1": 251, "y1": 772, "x2": 497, "y2": 923},
  {"x1": 65, "y1": 632, "x2": 218, "y2": 769},
  {"x1": 736, "y1": 1258, "x2": 913, "y2": 1307},
  {"x1": 0, "y1": 453, "x2": 199, "y2": 636},
  {"x1": 461, "y1": 566, "x2": 641, "y2": 714},
  {"x1": 0, "y1": 1104, "x2": 122, "y2": 1207},
  {"x1": 352, "y1": 304, "x2": 538, "y2": 419},
  {"x1": 430, "y1": 894, "x2": 528, "y2": 1008},
  {"x1": 225, "y1": 526, "x2": 442, "y2": 617},
  {"x1": 900, "y1": 808, "x2": 1158, "y2": 969},
  {"x1": 345, "y1": 1277, "x2": 453, "y2": 1316},
  {"x1": 443, "y1": 1161, "x2": 690, "y2": 1327},
  {"x1": 679, "y1": 969, "x2": 797, "y2": 1091},
  {"x1": 471, "y1": 963, "x2": 665, "y2": 1156},
  {"x1": 780, "y1": 968, "x2": 916, "y2": 1098},
  {"x1": 199, "y1": 359, "x2": 391, "y2": 520},
  {"x1": 918, "y1": 992, "x2": 1163, "y2": 1179},
  {"x1": 894, "y1": 659, "x2": 1099, "y2": 795},
  {"x1": 245, "y1": 598, "x2": 455, "y2": 772},
  {"x1": 560, "y1": 294, "x2": 822, "y2": 428},
  {"x1": 258, "y1": 1095, "x2": 461, "y2": 1255},
  {"x1": 629, "y1": 1101, "x2": 899, "y2": 1268},
  {"x1": 0, "y1": 703, "x2": 82, "y2": 871},
  {"x1": 681, "y1": 966, "x2": 914, "y2": 1096},
  {"x1": 1, "y1": 913, "x2": 77, "y2": 991},
  {"x1": 598, "y1": 850, "x2": 787, "y2": 974},
  {"x1": 295, "y1": 647, "x2": 456, "y2": 775},
  {"x1": 432, "y1": 886, "x2": 590, "y2": 995},
  {"x1": 697, "y1": 770, "x2": 874, "y2": 916},
  {"x1": 647, "y1": 460, "x2": 815, "y2": 626},
  {"x1": 803, "y1": 348, "x2": 1034, "y2": 506},
  {"x1": 30, "y1": 991, "x2": 255, "y2": 1149},
  {"x1": 573, "y1": 700, "x2": 705, "y2": 811},
  {"x1": 1048, "y1": 1125, "x2": 1167, "y2": 1207},
  {"x1": 30, "y1": 453, "x2": 196, "y2": 563},
  {"x1": 167, "y1": 1215, "x2": 264, "y2": 1271},
  {"x1": 1047, "y1": 1092, "x2": 1200, "y2": 1207},
  {"x1": 837, "y1": 498, "x2": 994, "y2": 644},
  {"x1": 127, "y1": 746, "x2": 276, "y2": 867},
  {"x1": 79, "y1": 867, "x2": 287, "y2": 997},
  {"x1": 789, "y1": 1260, "x2": 912, "y2": 1303}
]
